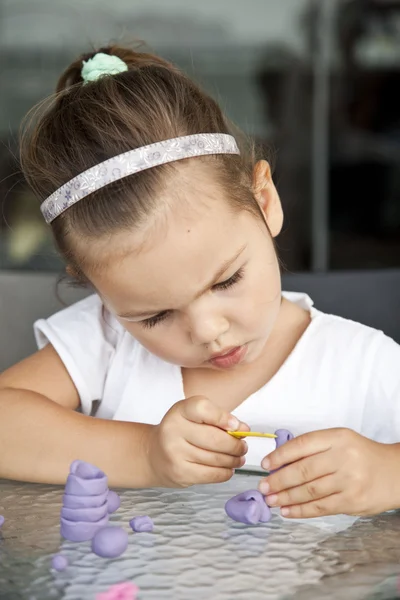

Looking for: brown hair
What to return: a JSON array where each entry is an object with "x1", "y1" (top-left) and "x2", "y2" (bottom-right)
[{"x1": 20, "y1": 44, "x2": 266, "y2": 280}]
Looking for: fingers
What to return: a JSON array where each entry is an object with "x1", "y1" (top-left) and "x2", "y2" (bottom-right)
[
  {"x1": 257, "y1": 438, "x2": 343, "y2": 519},
  {"x1": 237, "y1": 421, "x2": 250, "y2": 432},
  {"x1": 261, "y1": 430, "x2": 335, "y2": 472},
  {"x1": 189, "y1": 465, "x2": 235, "y2": 485},
  {"x1": 188, "y1": 447, "x2": 246, "y2": 470},
  {"x1": 279, "y1": 493, "x2": 343, "y2": 518},
  {"x1": 264, "y1": 474, "x2": 339, "y2": 508},
  {"x1": 186, "y1": 422, "x2": 248, "y2": 457},
  {"x1": 180, "y1": 396, "x2": 245, "y2": 432},
  {"x1": 259, "y1": 452, "x2": 336, "y2": 495}
]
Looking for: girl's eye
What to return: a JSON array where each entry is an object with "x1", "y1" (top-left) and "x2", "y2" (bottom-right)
[
  {"x1": 140, "y1": 268, "x2": 244, "y2": 330},
  {"x1": 141, "y1": 311, "x2": 171, "y2": 330},
  {"x1": 213, "y1": 267, "x2": 244, "y2": 291}
]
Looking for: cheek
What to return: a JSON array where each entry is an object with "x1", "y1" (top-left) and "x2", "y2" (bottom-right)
[
  {"x1": 124, "y1": 324, "x2": 186, "y2": 361},
  {"x1": 236, "y1": 263, "x2": 281, "y2": 328}
]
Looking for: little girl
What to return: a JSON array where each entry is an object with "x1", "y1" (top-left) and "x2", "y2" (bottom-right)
[{"x1": 1, "y1": 46, "x2": 399, "y2": 520}]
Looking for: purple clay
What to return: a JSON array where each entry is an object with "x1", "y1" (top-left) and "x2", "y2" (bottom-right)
[
  {"x1": 60, "y1": 514, "x2": 109, "y2": 542},
  {"x1": 0, "y1": 515, "x2": 4, "y2": 528},
  {"x1": 65, "y1": 460, "x2": 108, "y2": 496},
  {"x1": 91, "y1": 526, "x2": 129, "y2": 558},
  {"x1": 61, "y1": 501, "x2": 108, "y2": 523},
  {"x1": 51, "y1": 554, "x2": 68, "y2": 571},
  {"x1": 62, "y1": 490, "x2": 108, "y2": 509},
  {"x1": 269, "y1": 429, "x2": 294, "y2": 474},
  {"x1": 107, "y1": 490, "x2": 121, "y2": 514},
  {"x1": 274, "y1": 429, "x2": 294, "y2": 448},
  {"x1": 129, "y1": 516, "x2": 154, "y2": 532},
  {"x1": 70, "y1": 460, "x2": 102, "y2": 478},
  {"x1": 225, "y1": 490, "x2": 272, "y2": 525}
]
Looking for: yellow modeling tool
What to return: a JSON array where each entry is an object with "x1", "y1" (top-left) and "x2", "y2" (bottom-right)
[{"x1": 228, "y1": 431, "x2": 277, "y2": 439}]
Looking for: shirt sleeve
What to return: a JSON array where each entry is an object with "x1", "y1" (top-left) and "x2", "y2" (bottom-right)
[
  {"x1": 361, "y1": 332, "x2": 400, "y2": 443},
  {"x1": 33, "y1": 294, "x2": 121, "y2": 415}
]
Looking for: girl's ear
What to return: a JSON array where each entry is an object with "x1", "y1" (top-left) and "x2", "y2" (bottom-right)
[
  {"x1": 66, "y1": 265, "x2": 78, "y2": 279},
  {"x1": 253, "y1": 160, "x2": 283, "y2": 238}
]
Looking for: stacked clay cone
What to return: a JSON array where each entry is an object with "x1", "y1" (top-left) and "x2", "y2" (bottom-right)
[{"x1": 61, "y1": 460, "x2": 120, "y2": 542}]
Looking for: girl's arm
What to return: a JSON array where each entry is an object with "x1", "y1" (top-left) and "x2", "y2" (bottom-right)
[
  {"x1": 0, "y1": 344, "x2": 154, "y2": 487},
  {"x1": 0, "y1": 345, "x2": 248, "y2": 488}
]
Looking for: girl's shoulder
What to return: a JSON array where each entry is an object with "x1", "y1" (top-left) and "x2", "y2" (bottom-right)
[
  {"x1": 34, "y1": 293, "x2": 125, "y2": 348},
  {"x1": 283, "y1": 290, "x2": 399, "y2": 367},
  {"x1": 32, "y1": 294, "x2": 143, "y2": 416}
]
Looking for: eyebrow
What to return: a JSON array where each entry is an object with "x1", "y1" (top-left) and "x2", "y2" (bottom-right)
[{"x1": 117, "y1": 244, "x2": 247, "y2": 320}]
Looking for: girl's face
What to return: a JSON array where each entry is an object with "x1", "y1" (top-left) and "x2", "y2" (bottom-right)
[{"x1": 86, "y1": 161, "x2": 283, "y2": 371}]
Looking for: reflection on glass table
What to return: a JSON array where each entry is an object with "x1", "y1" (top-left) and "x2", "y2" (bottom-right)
[{"x1": 1, "y1": 473, "x2": 400, "y2": 600}]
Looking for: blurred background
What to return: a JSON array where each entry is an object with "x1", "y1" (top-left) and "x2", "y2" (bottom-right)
[{"x1": 1, "y1": 0, "x2": 400, "y2": 275}]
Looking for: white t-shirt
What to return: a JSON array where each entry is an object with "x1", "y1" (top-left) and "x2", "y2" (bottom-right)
[{"x1": 34, "y1": 292, "x2": 400, "y2": 472}]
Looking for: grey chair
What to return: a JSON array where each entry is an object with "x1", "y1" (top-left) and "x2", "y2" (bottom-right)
[
  {"x1": 1, "y1": 269, "x2": 399, "y2": 372},
  {"x1": 0, "y1": 271, "x2": 90, "y2": 372},
  {"x1": 282, "y1": 269, "x2": 400, "y2": 343}
]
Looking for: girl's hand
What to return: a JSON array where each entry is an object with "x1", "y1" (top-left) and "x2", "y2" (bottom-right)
[
  {"x1": 147, "y1": 396, "x2": 249, "y2": 488},
  {"x1": 258, "y1": 428, "x2": 400, "y2": 518}
]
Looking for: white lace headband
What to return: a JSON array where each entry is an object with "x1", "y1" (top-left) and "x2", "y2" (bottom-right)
[{"x1": 40, "y1": 133, "x2": 240, "y2": 223}]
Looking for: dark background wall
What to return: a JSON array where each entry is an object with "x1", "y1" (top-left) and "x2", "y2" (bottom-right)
[{"x1": 1, "y1": 0, "x2": 399, "y2": 274}]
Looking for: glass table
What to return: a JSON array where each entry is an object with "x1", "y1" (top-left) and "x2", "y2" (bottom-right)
[{"x1": 1, "y1": 473, "x2": 400, "y2": 599}]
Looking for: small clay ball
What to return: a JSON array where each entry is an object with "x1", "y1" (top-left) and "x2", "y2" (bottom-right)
[
  {"x1": 129, "y1": 515, "x2": 154, "y2": 532},
  {"x1": 91, "y1": 526, "x2": 129, "y2": 558},
  {"x1": 274, "y1": 429, "x2": 294, "y2": 448},
  {"x1": 107, "y1": 490, "x2": 121, "y2": 514},
  {"x1": 51, "y1": 555, "x2": 68, "y2": 571}
]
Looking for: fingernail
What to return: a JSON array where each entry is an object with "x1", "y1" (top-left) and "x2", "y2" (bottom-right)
[
  {"x1": 242, "y1": 441, "x2": 248, "y2": 452},
  {"x1": 240, "y1": 456, "x2": 246, "y2": 466},
  {"x1": 262, "y1": 458, "x2": 270, "y2": 470},
  {"x1": 266, "y1": 494, "x2": 277, "y2": 506},
  {"x1": 281, "y1": 507, "x2": 290, "y2": 517},
  {"x1": 228, "y1": 417, "x2": 239, "y2": 431},
  {"x1": 259, "y1": 480, "x2": 270, "y2": 495}
]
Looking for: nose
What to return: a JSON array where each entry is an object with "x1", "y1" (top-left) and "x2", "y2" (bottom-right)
[{"x1": 186, "y1": 301, "x2": 229, "y2": 346}]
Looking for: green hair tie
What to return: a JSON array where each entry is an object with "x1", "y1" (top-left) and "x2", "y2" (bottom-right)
[{"x1": 81, "y1": 52, "x2": 128, "y2": 84}]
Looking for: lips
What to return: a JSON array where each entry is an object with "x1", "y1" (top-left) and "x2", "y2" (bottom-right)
[
  {"x1": 209, "y1": 345, "x2": 247, "y2": 369},
  {"x1": 210, "y1": 347, "x2": 238, "y2": 360}
]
